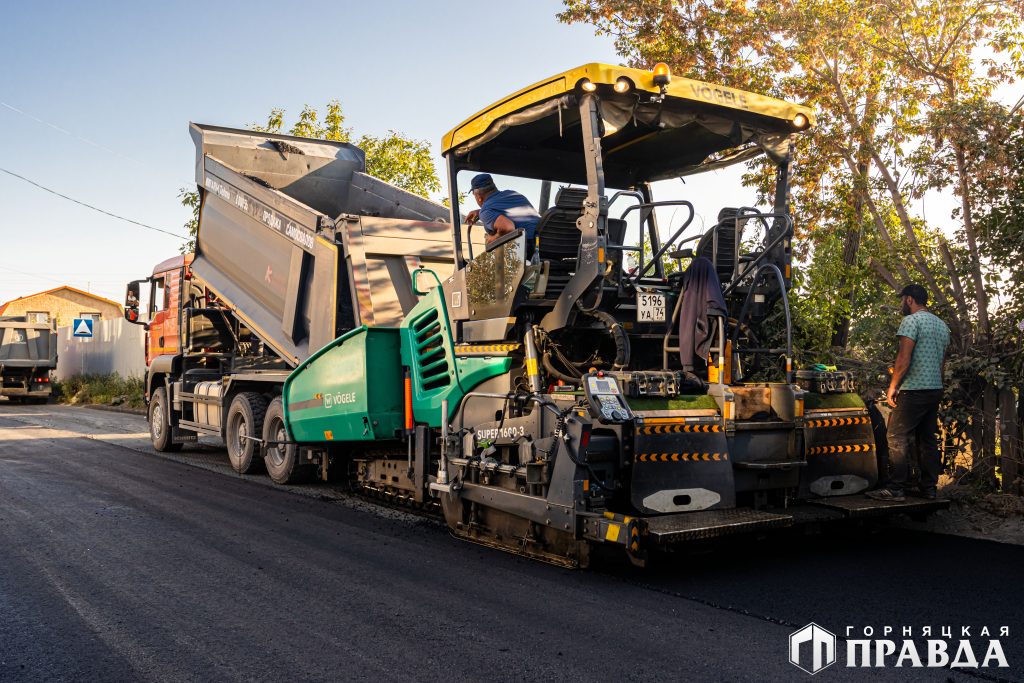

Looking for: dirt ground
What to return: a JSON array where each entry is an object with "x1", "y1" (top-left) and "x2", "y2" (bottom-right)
[{"x1": 899, "y1": 484, "x2": 1024, "y2": 546}]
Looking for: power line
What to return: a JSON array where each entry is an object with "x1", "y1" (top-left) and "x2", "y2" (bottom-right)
[
  {"x1": 0, "y1": 100, "x2": 163, "y2": 174},
  {"x1": 0, "y1": 167, "x2": 187, "y2": 239},
  {"x1": 0, "y1": 264, "x2": 64, "y2": 284}
]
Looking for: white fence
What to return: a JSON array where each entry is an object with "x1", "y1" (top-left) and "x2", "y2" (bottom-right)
[{"x1": 56, "y1": 318, "x2": 146, "y2": 380}]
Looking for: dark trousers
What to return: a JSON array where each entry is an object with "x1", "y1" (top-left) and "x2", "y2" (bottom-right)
[{"x1": 886, "y1": 389, "x2": 943, "y2": 491}]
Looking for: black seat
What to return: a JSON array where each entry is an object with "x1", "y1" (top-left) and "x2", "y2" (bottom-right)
[
  {"x1": 535, "y1": 188, "x2": 622, "y2": 298},
  {"x1": 695, "y1": 207, "x2": 748, "y2": 284},
  {"x1": 607, "y1": 218, "x2": 627, "y2": 245},
  {"x1": 536, "y1": 188, "x2": 589, "y2": 263}
]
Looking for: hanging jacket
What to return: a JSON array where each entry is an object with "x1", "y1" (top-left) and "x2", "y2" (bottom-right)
[{"x1": 677, "y1": 256, "x2": 728, "y2": 371}]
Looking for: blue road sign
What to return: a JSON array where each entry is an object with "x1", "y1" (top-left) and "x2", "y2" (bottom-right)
[{"x1": 72, "y1": 318, "x2": 94, "y2": 338}]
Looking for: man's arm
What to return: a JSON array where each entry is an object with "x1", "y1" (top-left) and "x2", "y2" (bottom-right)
[
  {"x1": 491, "y1": 214, "x2": 516, "y2": 237},
  {"x1": 887, "y1": 335, "x2": 915, "y2": 407}
]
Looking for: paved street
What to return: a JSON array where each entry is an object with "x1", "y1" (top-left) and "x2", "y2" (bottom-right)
[{"x1": 1, "y1": 404, "x2": 1022, "y2": 682}]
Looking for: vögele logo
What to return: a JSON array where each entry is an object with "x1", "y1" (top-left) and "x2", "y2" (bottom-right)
[{"x1": 790, "y1": 623, "x2": 837, "y2": 675}]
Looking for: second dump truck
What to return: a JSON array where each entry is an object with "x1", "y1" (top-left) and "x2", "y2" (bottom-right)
[
  {"x1": 127, "y1": 63, "x2": 946, "y2": 566},
  {"x1": 0, "y1": 315, "x2": 56, "y2": 403}
]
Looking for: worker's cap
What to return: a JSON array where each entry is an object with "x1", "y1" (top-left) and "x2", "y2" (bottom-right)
[{"x1": 469, "y1": 173, "x2": 496, "y2": 192}]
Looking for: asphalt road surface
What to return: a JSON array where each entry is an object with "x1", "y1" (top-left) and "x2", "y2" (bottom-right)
[{"x1": 1, "y1": 403, "x2": 1022, "y2": 682}]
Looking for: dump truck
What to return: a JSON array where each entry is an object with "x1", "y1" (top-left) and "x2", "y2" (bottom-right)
[
  {"x1": 123, "y1": 123, "x2": 481, "y2": 477},
  {"x1": 129, "y1": 64, "x2": 947, "y2": 567},
  {"x1": 0, "y1": 316, "x2": 57, "y2": 403}
]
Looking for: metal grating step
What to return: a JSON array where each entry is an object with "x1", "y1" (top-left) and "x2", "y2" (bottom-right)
[
  {"x1": 808, "y1": 493, "x2": 950, "y2": 518},
  {"x1": 644, "y1": 508, "x2": 793, "y2": 544}
]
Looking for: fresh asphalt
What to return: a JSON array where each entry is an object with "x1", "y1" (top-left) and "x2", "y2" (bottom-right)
[{"x1": 1, "y1": 404, "x2": 1022, "y2": 682}]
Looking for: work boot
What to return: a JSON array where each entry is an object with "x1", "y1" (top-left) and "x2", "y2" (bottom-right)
[
  {"x1": 912, "y1": 487, "x2": 937, "y2": 500},
  {"x1": 866, "y1": 488, "x2": 905, "y2": 502}
]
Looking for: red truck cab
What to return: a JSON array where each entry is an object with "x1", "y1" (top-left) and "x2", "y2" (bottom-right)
[{"x1": 124, "y1": 254, "x2": 192, "y2": 385}]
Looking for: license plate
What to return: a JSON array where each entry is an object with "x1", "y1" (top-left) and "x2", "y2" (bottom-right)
[{"x1": 636, "y1": 292, "x2": 666, "y2": 322}]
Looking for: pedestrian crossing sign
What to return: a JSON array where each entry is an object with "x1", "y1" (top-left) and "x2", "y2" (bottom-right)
[{"x1": 72, "y1": 318, "x2": 94, "y2": 338}]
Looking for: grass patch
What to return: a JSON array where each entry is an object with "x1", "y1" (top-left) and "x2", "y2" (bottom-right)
[
  {"x1": 804, "y1": 392, "x2": 865, "y2": 411},
  {"x1": 54, "y1": 373, "x2": 145, "y2": 410},
  {"x1": 628, "y1": 395, "x2": 721, "y2": 412}
]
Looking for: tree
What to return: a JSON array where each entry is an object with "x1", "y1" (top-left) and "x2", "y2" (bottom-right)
[
  {"x1": 560, "y1": 0, "x2": 1024, "y2": 490},
  {"x1": 178, "y1": 187, "x2": 200, "y2": 255}
]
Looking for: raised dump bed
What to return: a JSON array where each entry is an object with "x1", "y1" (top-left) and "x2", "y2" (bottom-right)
[{"x1": 187, "y1": 123, "x2": 477, "y2": 367}]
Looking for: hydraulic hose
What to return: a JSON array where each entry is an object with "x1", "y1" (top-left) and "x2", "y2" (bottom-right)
[
  {"x1": 542, "y1": 350, "x2": 581, "y2": 384},
  {"x1": 586, "y1": 309, "x2": 631, "y2": 370}
]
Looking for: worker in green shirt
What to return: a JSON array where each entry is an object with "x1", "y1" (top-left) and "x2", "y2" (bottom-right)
[{"x1": 868, "y1": 284, "x2": 950, "y2": 502}]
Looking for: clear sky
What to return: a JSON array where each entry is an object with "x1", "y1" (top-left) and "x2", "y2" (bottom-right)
[
  {"x1": 6, "y1": 2, "x2": 1009, "y2": 311},
  {"x1": 0, "y1": 1, "x2": 616, "y2": 306},
  {"x1": 1, "y1": 0, "x2": 770, "y2": 310}
]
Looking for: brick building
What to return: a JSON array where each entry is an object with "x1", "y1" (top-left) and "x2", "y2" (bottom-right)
[{"x1": 0, "y1": 286, "x2": 123, "y2": 328}]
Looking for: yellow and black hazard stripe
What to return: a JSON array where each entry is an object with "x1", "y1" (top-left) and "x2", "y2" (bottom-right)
[
  {"x1": 454, "y1": 343, "x2": 522, "y2": 356},
  {"x1": 601, "y1": 512, "x2": 642, "y2": 554},
  {"x1": 637, "y1": 423, "x2": 721, "y2": 435},
  {"x1": 806, "y1": 443, "x2": 875, "y2": 455},
  {"x1": 804, "y1": 416, "x2": 870, "y2": 428},
  {"x1": 636, "y1": 452, "x2": 729, "y2": 463}
]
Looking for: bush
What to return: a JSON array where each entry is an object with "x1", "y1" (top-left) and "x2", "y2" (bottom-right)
[{"x1": 54, "y1": 373, "x2": 145, "y2": 409}]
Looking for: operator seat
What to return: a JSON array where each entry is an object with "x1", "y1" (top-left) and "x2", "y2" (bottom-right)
[
  {"x1": 534, "y1": 188, "x2": 624, "y2": 298},
  {"x1": 695, "y1": 207, "x2": 748, "y2": 285}
]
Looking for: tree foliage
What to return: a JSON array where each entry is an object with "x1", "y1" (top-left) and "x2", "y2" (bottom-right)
[
  {"x1": 249, "y1": 100, "x2": 441, "y2": 197},
  {"x1": 561, "y1": 0, "x2": 1024, "y2": 488},
  {"x1": 177, "y1": 187, "x2": 200, "y2": 255}
]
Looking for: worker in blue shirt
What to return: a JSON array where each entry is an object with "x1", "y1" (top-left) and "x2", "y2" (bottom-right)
[{"x1": 465, "y1": 174, "x2": 540, "y2": 249}]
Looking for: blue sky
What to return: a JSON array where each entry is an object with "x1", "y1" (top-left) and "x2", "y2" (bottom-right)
[
  {"x1": 1, "y1": 0, "x2": 626, "y2": 305},
  {"x1": 7, "y1": 2, "x2": 1002, "y2": 310}
]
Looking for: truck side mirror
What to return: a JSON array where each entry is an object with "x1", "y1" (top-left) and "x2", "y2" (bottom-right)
[
  {"x1": 126, "y1": 281, "x2": 141, "y2": 307},
  {"x1": 124, "y1": 279, "x2": 148, "y2": 328}
]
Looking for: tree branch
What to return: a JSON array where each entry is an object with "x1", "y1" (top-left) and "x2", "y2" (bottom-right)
[{"x1": 869, "y1": 257, "x2": 901, "y2": 289}]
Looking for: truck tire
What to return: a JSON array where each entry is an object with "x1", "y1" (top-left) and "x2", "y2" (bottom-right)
[
  {"x1": 150, "y1": 386, "x2": 182, "y2": 452},
  {"x1": 226, "y1": 392, "x2": 267, "y2": 474},
  {"x1": 262, "y1": 397, "x2": 313, "y2": 484}
]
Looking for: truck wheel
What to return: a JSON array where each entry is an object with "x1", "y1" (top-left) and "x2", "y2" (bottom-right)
[
  {"x1": 226, "y1": 392, "x2": 267, "y2": 474},
  {"x1": 262, "y1": 397, "x2": 312, "y2": 484},
  {"x1": 150, "y1": 386, "x2": 182, "y2": 452}
]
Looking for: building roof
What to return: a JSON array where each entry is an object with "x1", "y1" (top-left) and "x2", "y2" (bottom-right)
[{"x1": 0, "y1": 285, "x2": 123, "y2": 315}]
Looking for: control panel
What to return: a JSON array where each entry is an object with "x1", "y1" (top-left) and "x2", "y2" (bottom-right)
[{"x1": 583, "y1": 372, "x2": 634, "y2": 424}]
